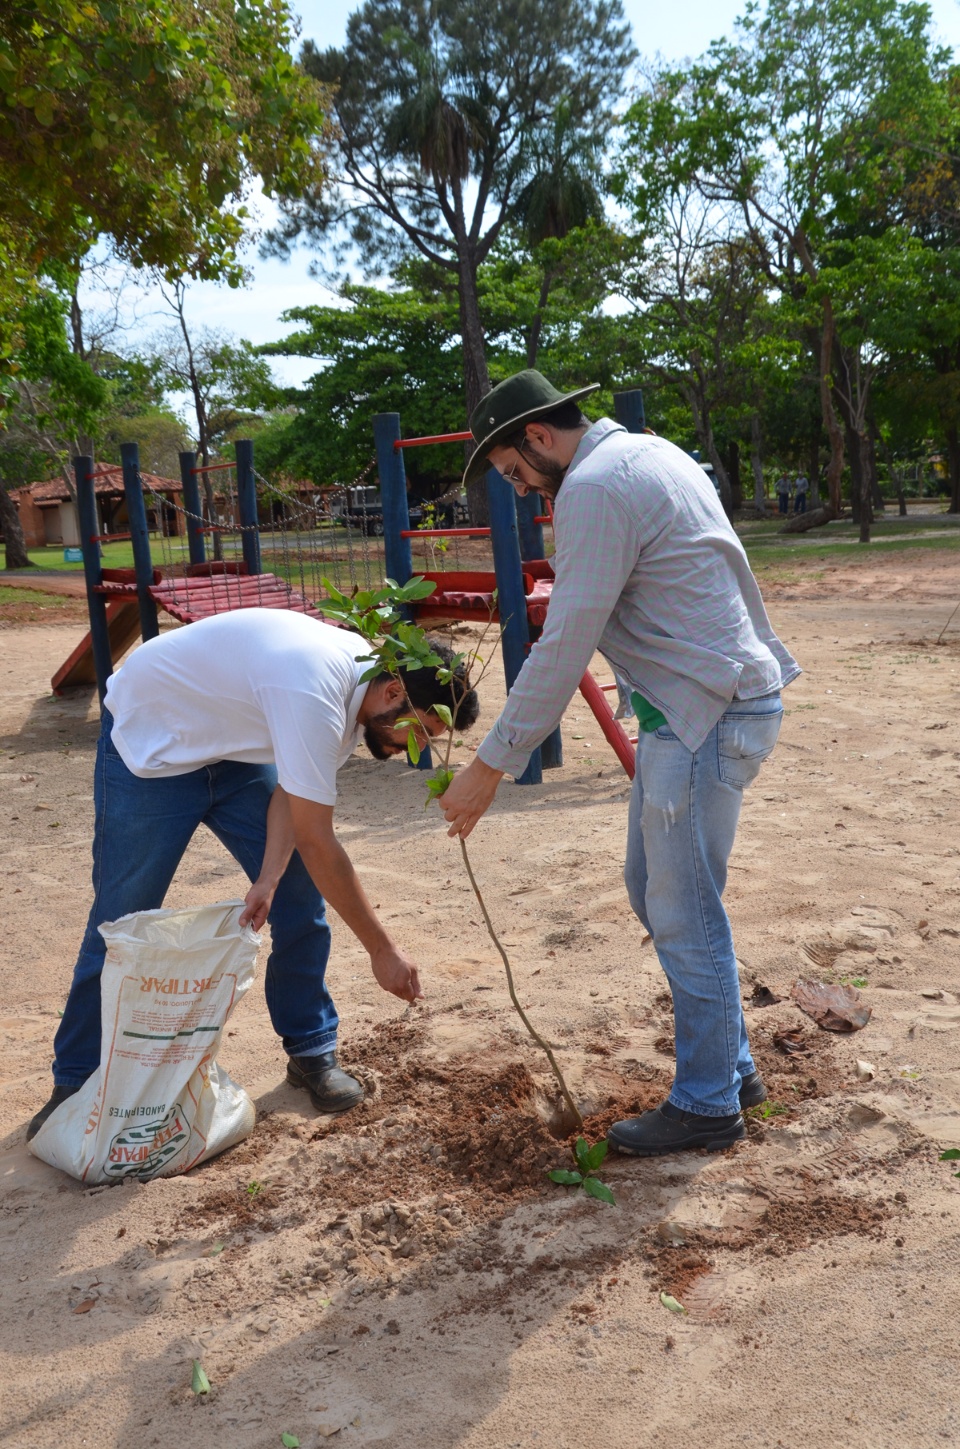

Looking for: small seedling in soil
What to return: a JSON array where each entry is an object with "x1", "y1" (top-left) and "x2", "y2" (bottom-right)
[
  {"x1": 247, "y1": 1180, "x2": 263, "y2": 1197},
  {"x1": 940, "y1": 1148, "x2": 960, "y2": 1178},
  {"x1": 191, "y1": 1360, "x2": 211, "y2": 1395},
  {"x1": 749, "y1": 1100, "x2": 788, "y2": 1120},
  {"x1": 281, "y1": 1435, "x2": 300, "y2": 1448},
  {"x1": 547, "y1": 1136, "x2": 616, "y2": 1204}
]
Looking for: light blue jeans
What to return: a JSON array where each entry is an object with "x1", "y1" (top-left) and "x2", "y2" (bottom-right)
[
  {"x1": 624, "y1": 694, "x2": 783, "y2": 1116},
  {"x1": 52, "y1": 714, "x2": 338, "y2": 1087}
]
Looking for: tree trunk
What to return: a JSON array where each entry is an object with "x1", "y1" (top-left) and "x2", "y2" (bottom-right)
[
  {"x1": 688, "y1": 385, "x2": 733, "y2": 519},
  {"x1": 0, "y1": 484, "x2": 32, "y2": 569},
  {"x1": 458, "y1": 251, "x2": 493, "y2": 526},
  {"x1": 818, "y1": 298, "x2": 844, "y2": 518},
  {"x1": 873, "y1": 421, "x2": 906, "y2": 517},
  {"x1": 867, "y1": 429, "x2": 884, "y2": 514},
  {"x1": 857, "y1": 430, "x2": 873, "y2": 544},
  {"x1": 526, "y1": 270, "x2": 554, "y2": 370},
  {"x1": 808, "y1": 420, "x2": 821, "y2": 509},
  {"x1": 750, "y1": 413, "x2": 766, "y2": 513},
  {"x1": 726, "y1": 439, "x2": 743, "y2": 511},
  {"x1": 946, "y1": 422, "x2": 960, "y2": 515},
  {"x1": 846, "y1": 422, "x2": 863, "y2": 525}
]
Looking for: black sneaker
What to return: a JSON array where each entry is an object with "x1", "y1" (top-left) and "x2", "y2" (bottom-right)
[
  {"x1": 607, "y1": 1100, "x2": 746, "y2": 1157},
  {"x1": 739, "y1": 1070, "x2": 768, "y2": 1110},
  {"x1": 286, "y1": 1052, "x2": 364, "y2": 1114},
  {"x1": 27, "y1": 1084, "x2": 80, "y2": 1142}
]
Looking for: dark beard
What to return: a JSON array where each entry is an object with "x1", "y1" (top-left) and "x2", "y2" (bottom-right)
[
  {"x1": 519, "y1": 444, "x2": 567, "y2": 498},
  {"x1": 363, "y1": 709, "x2": 405, "y2": 760}
]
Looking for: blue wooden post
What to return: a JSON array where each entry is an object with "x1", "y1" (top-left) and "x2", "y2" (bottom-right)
[
  {"x1": 373, "y1": 412, "x2": 431, "y2": 769},
  {"x1": 179, "y1": 450, "x2": 206, "y2": 565},
  {"x1": 512, "y1": 487, "x2": 562, "y2": 770},
  {"x1": 234, "y1": 439, "x2": 261, "y2": 575},
  {"x1": 120, "y1": 442, "x2": 159, "y2": 642},
  {"x1": 515, "y1": 491, "x2": 545, "y2": 561},
  {"x1": 614, "y1": 388, "x2": 646, "y2": 433},
  {"x1": 374, "y1": 413, "x2": 413, "y2": 587},
  {"x1": 75, "y1": 456, "x2": 113, "y2": 704},
  {"x1": 486, "y1": 467, "x2": 542, "y2": 785}
]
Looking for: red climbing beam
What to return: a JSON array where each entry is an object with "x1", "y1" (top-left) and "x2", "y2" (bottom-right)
[
  {"x1": 578, "y1": 670, "x2": 636, "y2": 780},
  {"x1": 400, "y1": 528, "x2": 491, "y2": 539},
  {"x1": 393, "y1": 430, "x2": 473, "y2": 450},
  {"x1": 192, "y1": 460, "x2": 236, "y2": 473}
]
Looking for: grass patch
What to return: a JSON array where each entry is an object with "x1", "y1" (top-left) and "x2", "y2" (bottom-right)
[
  {"x1": 743, "y1": 533, "x2": 960, "y2": 567},
  {"x1": 0, "y1": 586, "x2": 73, "y2": 607}
]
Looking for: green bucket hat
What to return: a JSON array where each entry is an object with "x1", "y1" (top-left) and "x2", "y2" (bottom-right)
[{"x1": 462, "y1": 369, "x2": 600, "y2": 488}]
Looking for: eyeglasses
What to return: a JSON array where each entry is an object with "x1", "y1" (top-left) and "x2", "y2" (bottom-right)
[{"x1": 500, "y1": 440, "x2": 526, "y2": 485}]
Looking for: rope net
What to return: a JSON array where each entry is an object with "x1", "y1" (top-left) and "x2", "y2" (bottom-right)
[{"x1": 140, "y1": 457, "x2": 508, "y2": 618}]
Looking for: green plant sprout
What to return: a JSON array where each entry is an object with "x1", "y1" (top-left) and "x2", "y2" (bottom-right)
[
  {"x1": 749, "y1": 1100, "x2": 788, "y2": 1120},
  {"x1": 320, "y1": 574, "x2": 585, "y2": 1135},
  {"x1": 547, "y1": 1137, "x2": 615, "y2": 1204},
  {"x1": 940, "y1": 1148, "x2": 960, "y2": 1177}
]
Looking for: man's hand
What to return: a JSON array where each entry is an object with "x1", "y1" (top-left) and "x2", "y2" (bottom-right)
[
  {"x1": 440, "y1": 757, "x2": 504, "y2": 839},
  {"x1": 239, "y1": 878, "x2": 276, "y2": 931},
  {"x1": 370, "y1": 944, "x2": 424, "y2": 1003}
]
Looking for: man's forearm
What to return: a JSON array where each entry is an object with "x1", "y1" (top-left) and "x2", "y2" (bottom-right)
[{"x1": 259, "y1": 785, "x2": 296, "y2": 886}]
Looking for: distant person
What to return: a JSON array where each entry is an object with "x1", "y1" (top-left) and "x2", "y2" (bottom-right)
[
  {"x1": 794, "y1": 474, "x2": 808, "y2": 514},
  {"x1": 775, "y1": 474, "x2": 793, "y2": 515},
  {"x1": 27, "y1": 610, "x2": 478, "y2": 1142}
]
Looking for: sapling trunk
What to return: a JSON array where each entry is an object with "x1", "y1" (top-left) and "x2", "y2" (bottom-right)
[
  {"x1": 319, "y1": 577, "x2": 585, "y2": 1136},
  {"x1": 458, "y1": 836, "x2": 584, "y2": 1132}
]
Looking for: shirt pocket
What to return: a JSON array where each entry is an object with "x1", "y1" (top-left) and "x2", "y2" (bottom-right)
[{"x1": 718, "y1": 708, "x2": 783, "y2": 789}]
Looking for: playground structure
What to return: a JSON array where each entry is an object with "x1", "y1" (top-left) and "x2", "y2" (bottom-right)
[{"x1": 54, "y1": 393, "x2": 650, "y2": 780}]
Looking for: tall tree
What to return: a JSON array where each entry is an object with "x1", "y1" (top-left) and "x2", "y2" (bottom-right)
[
  {"x1": 620, "y1": 0, "x2": 949, "y2": 532},
  {"x1": 0, "y1": 0, "x2": 332, "y2": 396},
  {"x1": 270, "y1": 0, "x2": 633, "y2": 517}
]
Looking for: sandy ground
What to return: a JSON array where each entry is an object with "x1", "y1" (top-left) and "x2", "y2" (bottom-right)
[{"x1": 2, "y1": 551, "x2": 960, "y2": 1449}]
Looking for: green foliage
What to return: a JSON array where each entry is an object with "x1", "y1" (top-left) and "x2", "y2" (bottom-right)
[
  {"x1": 547, "y1": 1136, "x2": 616, "y2": 1205},
  {"x1": 941, "y1": 1148, "x2": 960, "y2": 1177},
  {"x1": 0, "y1": 1, "x2": 330, "y2": 276},
  {"x1": 0, "y1": 1, "x2": 333, "y2": 391}
]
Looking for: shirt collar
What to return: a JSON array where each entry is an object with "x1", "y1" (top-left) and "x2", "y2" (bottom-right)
[{"x1": 566, "y1": 417, "x2": 625, "y2": 479}]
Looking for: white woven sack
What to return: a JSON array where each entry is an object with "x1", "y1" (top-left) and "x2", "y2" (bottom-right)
[{"x1": 30, "y1": 901, "x2": 259, "y2": 1183}]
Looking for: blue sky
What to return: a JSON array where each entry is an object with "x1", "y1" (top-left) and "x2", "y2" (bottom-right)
[{"x1": 82, "y1": 0, "x2": 960, "y2": 397}]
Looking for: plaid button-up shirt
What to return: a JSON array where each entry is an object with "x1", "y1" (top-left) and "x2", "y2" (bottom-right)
[{"x1": 477, "y1": 419, "x2": 800, "y2": 776}]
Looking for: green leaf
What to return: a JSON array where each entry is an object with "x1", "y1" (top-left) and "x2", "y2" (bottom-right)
[
  {"x1": 659, "y1": 1292, "x2": 687, "y2": 1315},
  {"x1": 573, "y1": 1136, "x2": 591, "y2": 1173},
  {"x1": 191, "y1": 1360, "x2": 211, "y2": 1394},
  {"x1": 940, "y1": 1149, "x2": 960, "y2": 1160},
  {"x1": 432, "y1": 703, "x2": 453, "y2": 728},
  {"x1": 281, "y1": 1436, "x2": 300, "y2": 1448},
  {"x1": 406, "y1": 731, "x2": 420, "y2": 765},
  {"x1": 583, "y1": 1139, "x2": 609, "y2": 1173},
  {"x1": 581, "y1": 1175, "x2": 616, "y2": 1205},
  {"x1": 547, "y1": 1169, "x2": 584, "y2": 1185}
]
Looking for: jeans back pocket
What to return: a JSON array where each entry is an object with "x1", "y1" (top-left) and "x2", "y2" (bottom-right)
[{"x1": 718, "y1": 708, "x2": 783, "y2": 789}]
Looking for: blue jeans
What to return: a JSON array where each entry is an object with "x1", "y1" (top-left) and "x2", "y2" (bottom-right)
[
  {"x1": 52, "y1": 715, "x2": 338, "y2": 1087},
  {"x1": 624, "y1": 694, "x2": 783, "y2": 1116}
]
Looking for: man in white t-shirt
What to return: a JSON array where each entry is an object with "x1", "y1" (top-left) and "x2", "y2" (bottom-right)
[{"x1": 27, "y1": 609, "x2": 478, "y2": 1141}]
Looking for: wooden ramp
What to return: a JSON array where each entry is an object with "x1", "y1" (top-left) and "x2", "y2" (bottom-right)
[{"x1": 51, "y1": 598, "x2": 143, "y2": 695}]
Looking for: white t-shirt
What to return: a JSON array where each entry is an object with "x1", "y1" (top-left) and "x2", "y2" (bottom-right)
[{"x1": 105, "y1": 610, "x2": 370, "y2": 805}]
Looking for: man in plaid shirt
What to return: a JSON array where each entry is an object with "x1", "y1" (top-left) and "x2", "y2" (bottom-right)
[{"x1": 442, "y1": 370, "x2": 799, "y2": 1157}]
